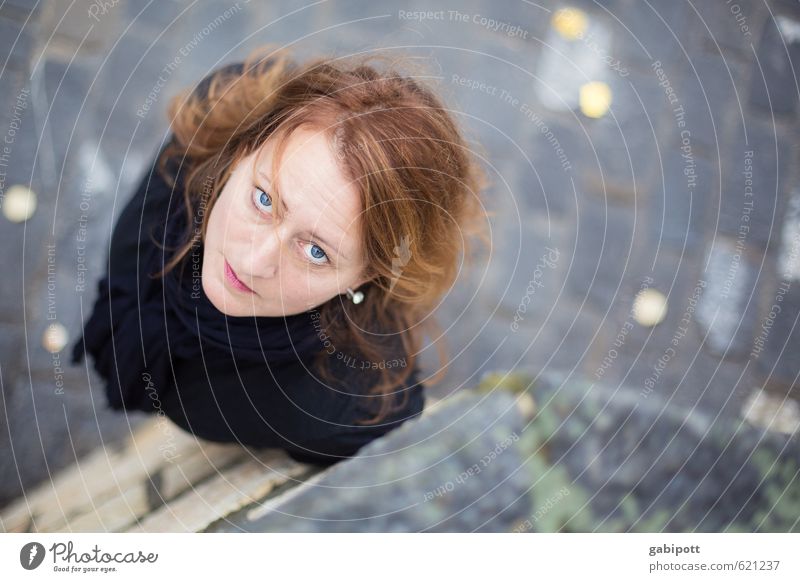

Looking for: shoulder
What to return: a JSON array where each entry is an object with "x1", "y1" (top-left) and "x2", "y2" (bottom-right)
[
  {"x1": 240, "y1": 349, "x2": 426, "y2": 426},
  {"x1": 258, "y1": 351, "x2": 426, "y2": 465},
  {"x1": 107, "y1": 136, "x2": 182, "y2": 282},
  {"x1": 295, "y1": 350, "x2": 426, "y2": 456}
]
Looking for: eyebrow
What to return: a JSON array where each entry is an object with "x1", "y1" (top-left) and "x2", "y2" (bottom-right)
[{"x1": 257, "y1": 168, "x2": 350, "y2": 262}]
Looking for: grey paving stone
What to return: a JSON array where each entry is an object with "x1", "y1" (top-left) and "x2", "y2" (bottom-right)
[
  {"x1": 749, "y1": 12, "x2": 800, "y2": 116},
  {"x1": 673, "y1": 56, "x2": 739, "y2": 153},
  {"x1": 584, "y1": 252, "x2": 714, "y2": 402},
  {"x1": 0, "y1": 323, "x2": 24, "y2": 399},
  {"x1": 524, "y1": 302, "x2": 606, "y2": 378},
  {"x1": 533, "y1": 8, "x2": 618, "y2": 113},
  {"x1": 431, "y1": 287, "x2": 558, "y2": 400},
  {"x1": 696, "y1": 236, "x2": 762, "y2": 359},
  {"x1": 0, "y1": 14, "x2": 35, "y2": 71},
  {"x1": 753, "y1": 279, "x2": 800, "y2": 395},
  {"x1": 688, "y1": 0, "x2": 761, "y2": 60},
  {"x1": 89, "y1": 32, "x2": 188, "y2": 135},
  {"x1": 717, "y1": 123, "x2": 786, "y2": 251},
  {"x1": 776, "y1": 186, "x2": 800, "y2": 282},
  {"x1": 577, "y1": 67, "x2": 674, "y2": 204},
  {"x1": 166, "y1": 1, "x2": 257, "y2": 69},
  {"x1": 565, "y1": 194, "x2": 636, "y2": 314},
  {"x1": 0, "y1": 65, "x2": 27, "y2": 113},
  {"x1": 579, "y1": 109, "x2": 658, "y2": 204},
  {"x1": 443, "y1": 51, "x2": 539, "y2": 159},
  {"x1": 691, "y1": 349, "x2": 760, "y2": 417},
  {"x1": 446, "y1": 323, "x2": 531, "y2": 393},
  {"x1": 41, "y1": 58, "x2": 99, "y2": 166},
  {"x1": 624, "y1": 71, "x2": 681, "y2": 137},
  {"x1": 38, "y1": 0, "x2": 121, "y2": 60},
  {"x1": 647, "y1": 150, "x2": 711, "y2": 250},
  {"x1": 0, "y1": 0, "x2": 41, "y2": 17},
  {"x1": 0, "y1": 89, "x2": 46, "y2": 328},
  {"x1": 468, "y1": 0, "x2": 561, "y2": 44},
  {"x1": 121, "y1": 0, "x2": 189, "y2": 34},
  {"x1": 611, "y1": 0, "x2": 694, "y2": 70},
  {"x1": 312, "y1": 0, "x2": 420, "y2": 44},
  {"x1": 518, "y1": 112, "x2": 587, "y2": 217}
]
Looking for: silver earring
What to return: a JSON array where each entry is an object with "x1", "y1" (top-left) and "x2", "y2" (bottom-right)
[{"x1": 346, "y1": 287, "x2": 364, "y2": 304}]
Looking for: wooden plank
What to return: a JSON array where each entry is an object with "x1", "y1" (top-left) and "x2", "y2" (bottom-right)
[
  {"x1": 43, "y1": 443, "x2": 249, "y2": 532},
  {"x1": 125, "y1": 449, "x2": 310, "y2": 532},
  {"x1": 0, "y1": 417, "x2": 201, "y2": 532}
]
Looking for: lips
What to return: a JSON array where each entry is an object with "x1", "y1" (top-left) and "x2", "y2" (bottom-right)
[{"x1": 224, "y1": 258, "x2": 255, "y2": 294}]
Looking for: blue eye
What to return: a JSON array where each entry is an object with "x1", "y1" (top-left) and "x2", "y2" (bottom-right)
[
  {"x1": 253, "y1": 187, "x2": 273, "y2": 213},
  {"x1": 305, "y1": 243, "x2": 329, "y2": 265}
]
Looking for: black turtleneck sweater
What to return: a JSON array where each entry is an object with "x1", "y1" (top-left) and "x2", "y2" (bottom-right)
[{"x1": 71, "y1": 62, "x2": 425, "y2": 466}]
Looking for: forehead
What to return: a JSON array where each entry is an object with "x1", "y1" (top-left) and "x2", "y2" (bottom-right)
[{"x1": 254, "y1": 126, "x2": 363, "y2": 262}]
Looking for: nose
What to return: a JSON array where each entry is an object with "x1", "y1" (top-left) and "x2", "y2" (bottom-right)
[{"x1": 246, "y1": 226, "x2": 284, "y2": 279}]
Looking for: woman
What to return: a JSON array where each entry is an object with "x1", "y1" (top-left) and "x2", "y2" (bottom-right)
[{"x1": 71, "y1": 45, "x2": 488, "y2": 466}]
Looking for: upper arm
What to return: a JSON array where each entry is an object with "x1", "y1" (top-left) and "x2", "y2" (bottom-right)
[{"x1": 108, "y1": 137, "x2": 178, "y2": 288}]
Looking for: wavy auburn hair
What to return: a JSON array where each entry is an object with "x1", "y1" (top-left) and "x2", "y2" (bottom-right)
[{"x1": 155, "y1": 44, "x2": 489, "y2": 426}]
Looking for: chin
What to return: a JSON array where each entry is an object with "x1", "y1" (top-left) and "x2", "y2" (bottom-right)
[{"x1": 201, "y1": 273, "x2": 240, "y2": 316}]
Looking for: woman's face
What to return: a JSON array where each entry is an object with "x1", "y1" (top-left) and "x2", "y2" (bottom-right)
[{"x1": 202, "y1": 125, "x2": 369, "y2": 317}]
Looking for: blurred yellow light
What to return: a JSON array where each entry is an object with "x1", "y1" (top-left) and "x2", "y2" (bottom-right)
[
  {"x1": 551, "y1": 7, "x2": 589, "y2": 40},
  {"x1": 2, "y1": 184, "x2": 37, "y2": 222},
  {"x1": 633, "y1": 288, "x2": 668, "y2": 327},
  {"x1": 579, "y1": 81, "x2": 612, "y2": 118},
  {"x1": 43, "y1": 322, "x2": 69, "y2": 353}
]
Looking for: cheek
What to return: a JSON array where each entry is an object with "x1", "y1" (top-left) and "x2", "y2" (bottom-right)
[
  {"x1": 205, "y1": 192, "x2": 239, "y2": 248},
  {"x1": 274, "y1": 273, "x2": 323, "y2": 298}
]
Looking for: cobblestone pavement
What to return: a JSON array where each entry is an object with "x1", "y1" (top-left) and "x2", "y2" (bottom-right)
[{"x1": 1, "y1": 0, "x2": 798, "y2": 508}]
